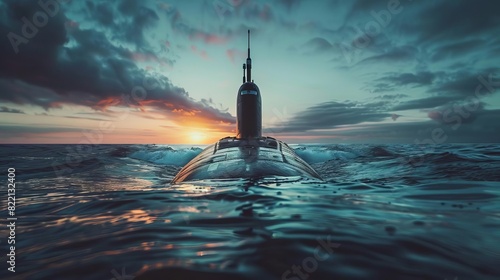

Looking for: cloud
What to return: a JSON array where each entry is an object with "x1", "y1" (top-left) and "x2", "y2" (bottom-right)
[
  {"x1": 272, "y1": 115, "x2": 500, "y2": 144},
  {"x1": 189, "y1": 32, "x2": 229, "y2": 44},
  {"x1": 424, "y1": 101, "x2": 488, "y2": 125},
  {"x1": 0, "y1": 124, "x2": 83, "y2": 135},
  {"x1": 429, "y1": 69, "x2": 499, "y2": 97},
  {"x1": 63, "y1": 115, "x2": 110, "y2": 122},
  {"x1": 391, "y1": 96, "x2": 456, "y2": 111},
  {"x1": 377, "y1": 69, "x2": 499, "y2": 111},
  {"x1": 356, "y1": 45, "x2": 417, "y2": 65},
  {"x1": 265, "y1": 100, "x2": 392, "y2": 133},
  {"x1": 303, "y1": 37, "x2": 334, "y2": 53},
  {"x1": 367, "y1": 71, "x2": 437, "y2": 93},
  {"x1": 431, "y1": 39, "x2": 486, "y2": 61},
  {"x1": 243, "y1": 3, "x2": 274, "y2": 22},
  {"x1": 376, "y1": 71, "x2": 437, "y2": 87},
  {"x1": 83, "y1": 0, "x2": 160, "y2": 46},
  {"x1": 0, "y1": 0, "x2": 235, "y2": 128},
  {"x1": 408, "y1": 0, "x2": 500, "y2": 43},
  {"x1": 328, "y1": 0, "x2": 499, "y2": 72},
  {"x1": 1, "y1": 0, "x2": 499, "y2": 144},
  {"x1": 164, "y1": 4, "x2": 232, "y2": 45},
  {"x1": 0, "y1": 106, "x2": 25, "y2": 114},
  {"x1": 84, "y1": 1, "x2": 115, "y2": 27},
  {"x1": 375, "y1": 94, "x2": 408, "y2": 100}
]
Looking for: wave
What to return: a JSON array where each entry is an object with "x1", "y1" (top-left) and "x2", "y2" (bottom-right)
[
  {"x1": 369, "y1": 146, "x2": 395, "y2": 157},
  {"x1": 294, "y1": 146, "x2": 359, "y2": 163},
  {"x1": 128, "y1": 145, "x2": 203, "y2": 166}
]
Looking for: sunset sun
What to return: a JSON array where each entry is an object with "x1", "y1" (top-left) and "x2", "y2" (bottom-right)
[{"x1": 189, "y1": 131, "x2": 206, "y2": 143}]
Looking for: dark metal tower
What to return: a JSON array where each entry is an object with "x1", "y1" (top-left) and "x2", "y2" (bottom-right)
[{"x1": 236, "y1": 30, "x2": 262, "y2": 139}]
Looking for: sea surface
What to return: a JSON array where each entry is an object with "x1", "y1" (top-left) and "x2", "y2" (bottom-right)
[{"x1": 0, "y1": 144, "x2": 499, "y2": 280}]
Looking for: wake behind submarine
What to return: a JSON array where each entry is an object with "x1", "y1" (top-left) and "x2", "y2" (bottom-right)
[{"x1": 172, "y1": 30, "x2": 321, "y2": 183}]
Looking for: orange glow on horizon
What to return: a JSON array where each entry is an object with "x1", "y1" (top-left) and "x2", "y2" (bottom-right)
[{"x1": 189, "y1": 131, "x2": 206, "y2": 143}]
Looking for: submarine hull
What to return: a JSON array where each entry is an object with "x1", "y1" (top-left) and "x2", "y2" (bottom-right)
[{"x1": 172, "y1": 137, "x2": 321, "y2": 183}]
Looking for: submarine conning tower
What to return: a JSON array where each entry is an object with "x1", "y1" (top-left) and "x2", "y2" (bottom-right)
[
  {"x1": 170, "y1": 30, "x2": 323, "y2": 183},
  {"x1": 237, "y1": 30, "x2": 262, "y2": 139}
]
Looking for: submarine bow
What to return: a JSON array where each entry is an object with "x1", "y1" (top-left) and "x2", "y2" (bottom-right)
[{"x1": 172, "y1": 30, "x2": 321, "y2": 183}]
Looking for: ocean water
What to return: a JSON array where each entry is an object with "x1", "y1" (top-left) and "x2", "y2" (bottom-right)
[{"x1": 0, "y1": 144, "x2": 499, "y2": 280}]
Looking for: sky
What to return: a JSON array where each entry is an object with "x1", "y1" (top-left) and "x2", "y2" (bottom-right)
[{"x1": 0, "y1": 0, "x2": 499, "y2": 144}]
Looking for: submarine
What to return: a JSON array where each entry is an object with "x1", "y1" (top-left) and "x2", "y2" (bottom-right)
[{"x1": 172, "y1": 30, "x2": 321, "y2": 183}]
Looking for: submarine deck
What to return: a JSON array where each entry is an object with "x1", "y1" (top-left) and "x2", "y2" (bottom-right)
[{"x1": 171, "y1": 137, "x2": 321, "y2": 183}]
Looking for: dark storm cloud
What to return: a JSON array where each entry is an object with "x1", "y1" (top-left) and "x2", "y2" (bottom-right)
[
  {"x1": 164, "y1": 4, "x2": 235, "y2": 45},
  {"x1": 429, "y1": 69, "x2": 499, "y2": 97},
  {"x1": 406, "y1": 0, "x2": 500, "y2": 43},
  {"x1": 116, "y1": 0, "x2": 159, "y2": 45},
  {"x1": 178, "y1": 0, "x2": 500, "y2": 143},
  {"x1": 391, "y1": 96, "x2": 457, "y2": 111},
  {"x1": 83, "y1": 1, "x2": 115, "y2": 27},
  {"x1": 370, "y1": 83, "x2": 394, "y2": 93},
  {"x1": 273, "y1": 113, "x2": 500, "y2": 144},
  {"x1": 412, "y1": 109, "x2": 500, "y2": 143},
  {"x1": 0, "y1": 0, "x2": 235, "y2": 124},
  {"x1": 0, "y1": 79, "x2": 62, "y2": 110},
  {"x1": 425, "y1": 103, "x2": 485, "y2": 126},
  {"x1": 0, "y1": 106, "x2": 25, "y2": 114},
  {"x1": 389, "y1": 69, "x2": 498, "y2": 112},
  {"x1": 376, "y1": 71, "x2": 436, "y2": 87},
  {"x1": 353, "y1": 113, "x2": 500, "y2": 143},
  {"x1": 368, "y1": 71, "x2": 437, "y2": 93},
  {"x1": 164, "y1": 2, "x2": 257, "y2": 45},
  {"x1": 265, "y1": 100, "x2": 391, "y2": 133},
  {"x1": 370, "y1": 68, "x2": 499, "y2": 112},
  {"x1": 365, "y1": 70, "x2": 437, "y2": 94},
  {"x1": 0, "y1": 124, "x2": 83, "y2": 135},
  {"x1": 426, "y1": 104, "x2": 498, "y2": 129},
  {"x1": 268, "y1": 121, "x2": 432, "y2": 143},
  {"x1": 431, "y1": 39, "x2": 485, "y2": 61},
  {"x1": 81, "y1": 0, "x2": 159, "y2": 46},
  {"x1": 329, "y1": 0, "x2": 499, "y2": 50},
  {"x1": 325, "y1": 0, "x2": 500, "y2": 70},
  {"x1": 375, "y1": 94, "x2": 408, "y2": 100}
]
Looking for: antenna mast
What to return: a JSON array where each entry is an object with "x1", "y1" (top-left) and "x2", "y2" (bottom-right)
[{"x1": 246, "y1": 30, "x2": 252, "y2": 83}]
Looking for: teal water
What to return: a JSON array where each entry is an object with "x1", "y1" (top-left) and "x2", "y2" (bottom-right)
[{"x1": 0, "y1": 144, "x2": 499, "y2": 279}]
